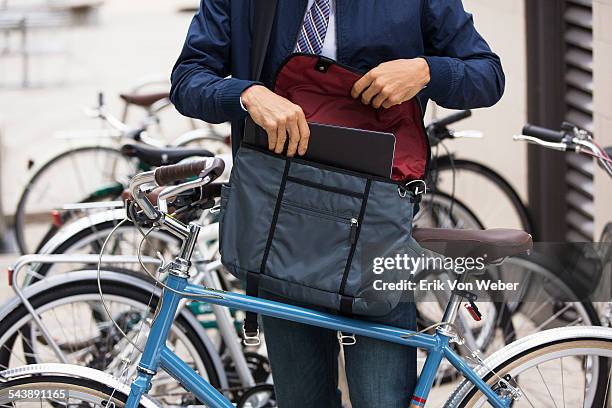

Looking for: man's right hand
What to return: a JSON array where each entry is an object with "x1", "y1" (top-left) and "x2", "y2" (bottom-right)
[{"x1": 241, "y1": 85, "x2": 310, "y2": 157}]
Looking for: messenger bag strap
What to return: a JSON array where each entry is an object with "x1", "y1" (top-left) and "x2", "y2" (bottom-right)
[{"x1": 243, "y1": 0, "x2": 278, "y2": 344}]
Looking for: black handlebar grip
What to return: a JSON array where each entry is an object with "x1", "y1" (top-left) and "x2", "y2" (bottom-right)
[
  {"x1": 120, "y1": 144, "x2": 137, "y2": 157},
  {"x1": 522, "y1": 124, "x2": 565, "y2": 143},
  {"x1": 200, "y1": 157, "x2": 226, "y2": 180},
  {"x1": 154, "y1": 160, "x2": 209, "y2": 186},
  {"x1": 154, "y1": 157, "x2": 226, "y2": 186},
  {"x1": 435, "y1": 110, "x2": 472, "y2": 128}
]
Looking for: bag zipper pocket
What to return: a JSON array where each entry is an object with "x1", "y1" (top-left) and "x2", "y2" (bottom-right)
[{"x1": 281, "y1": 201, "x2": 358, "y2": 244}]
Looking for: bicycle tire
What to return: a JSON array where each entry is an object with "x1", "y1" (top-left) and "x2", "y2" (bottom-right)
[
  {"x1": 237, "y1": 384, "x2": 276, "y2": 408},
  {"x1": 449, "y1": 336, "x2": 611, "y2": 407},
  {"x1": 31, "y1": 218, "x2": 180, "y2": 282},
  {"x1": 173, "y1": 134, "x2": 232, "y2": 156},
  {"x1": 14, "y1": 145, "x2": 134, "y2": 254},
  {"x1": 416, "y1": 190, "x2": 485, "y2": 230},
  {"x1": 27, "y1": 214, "x2": 233, "y2": 352},
  {"x1": 0, "y1": 374, "x2": 148, "y2": 408},
  {"x1": 431, "y1": 157, "x2": 535, "y2": 237},
  {"x1": 415, "y1": 244, "x2": 602, "y2": 389},
  {"x1": 0, "y1": 275, "x2": 222, "y2": 396}
]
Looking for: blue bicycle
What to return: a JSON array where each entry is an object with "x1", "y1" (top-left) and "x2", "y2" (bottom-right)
[{"x1": 1, "y1": 146, "x2": 612, "y2": 407}]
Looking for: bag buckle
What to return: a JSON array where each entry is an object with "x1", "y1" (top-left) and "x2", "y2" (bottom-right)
[
  {"x1": 242, "y1": 327, "x2": 261, "y2": 347},
  {"x1": 337, "y1": 331, "x2": 357, "y2": 346},
  {"x1": 398, "y1": 180, "x2": 427, "y2": 198}
]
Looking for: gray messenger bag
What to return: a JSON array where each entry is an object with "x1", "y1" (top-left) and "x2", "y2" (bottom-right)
[
  {"x1": 218, "y1": 2, "x2": 429, "y2": 342},
  {"x1": 219, "y1": 143, "x2": 425, "y2": 317}
]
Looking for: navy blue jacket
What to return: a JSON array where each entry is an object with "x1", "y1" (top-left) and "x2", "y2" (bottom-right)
[{"x1": 170, "y1": 0, "x2": 505, "y2": 152}]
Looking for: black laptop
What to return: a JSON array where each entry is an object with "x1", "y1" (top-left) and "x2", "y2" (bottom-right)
[{"x1": 244, "y1": 118, "x2": 396, "y2": 178}]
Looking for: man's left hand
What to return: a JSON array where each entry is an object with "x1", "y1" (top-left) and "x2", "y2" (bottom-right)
[{"x1": 351, "y1": 58, "x2": 430, "y2": 109}]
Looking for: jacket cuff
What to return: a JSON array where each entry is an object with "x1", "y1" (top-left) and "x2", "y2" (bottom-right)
[
  {"x1": 422, "y1": 56, "x2": 455, "y2": 101},
  {"x1": 217, "y1": 79, "x2": 261, "y2": 120}
]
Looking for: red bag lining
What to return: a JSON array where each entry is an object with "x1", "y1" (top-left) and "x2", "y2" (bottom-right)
[{"x1": 273, "y1": 54, "x2": 429, "y2": 181}]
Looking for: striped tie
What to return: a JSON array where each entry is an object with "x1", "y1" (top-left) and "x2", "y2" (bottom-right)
[{"x1": 295, "y1": 0, "x2": 332, "y2": 55}]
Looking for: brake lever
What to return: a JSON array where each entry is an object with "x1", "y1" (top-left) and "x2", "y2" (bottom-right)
[
  {"x1": 82, "y1": 106, "x2": 102, "y2": 118},
  {"x1": 513, "y1": 135, "x2": 568, "y2": 151},
  {"x1": 452, "y1": 130, "x2": 483, "y2": 139},
  {"x1": 157, "y1": 176, "x2": 212, "y2": 213}
]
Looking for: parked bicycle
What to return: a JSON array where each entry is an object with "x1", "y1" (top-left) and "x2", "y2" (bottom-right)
[
  {"x1": 13, "y1": 91, "x2": 230, "y2": 254},
  {"x1": 2, "y1": 157, "x2": 611, "y2": 407},
  {"x1": 417, "y1": 110, "x2": 535, "y2": 236},
  {"x1": 8, "y1": 113, "x2": 599, "y2": 394}
]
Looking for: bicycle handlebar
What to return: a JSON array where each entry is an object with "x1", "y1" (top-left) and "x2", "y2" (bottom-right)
[
  {"x1": 427, "y1": 110, "x2": 473, "y2": 146},
  {"x1": 433, "y1": 110, "x2": 471, "y2": 128},
  {"x1": 154, "y1": 158, "x2": 225, "y2": 186},
  {"x1": 129, "y1": 158, "x2": 225, "y2": 220},
  {"x1": 522, "y1": 124, "x2": 565, "y2": 143},
  {"x1": 515, "y1": 123, "x2": 612, "y2": 178}
]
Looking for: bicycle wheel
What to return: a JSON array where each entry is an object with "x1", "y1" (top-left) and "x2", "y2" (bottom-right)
[
  {"x1": 27, "y1": 214, "x2": 232, "y2": 354},
  {"x1": 0, "y1": 374, "x2": 149, "y2": 408},
  {"x1": 415, "y1": 191, "x2": 484, "y2": 229},
  {"x1": 416, "y1": 255, "x2": 602, "y2": 391},
  {"x1": 495, "y1": 254, "x2": 601, "y2": 337},
  {"x1": 31, "y1": 217, "x2": 181, "y2": 281},
  {"x1": 0, "y1": 274, "x2": 222, "y2": 404},
  {"x1": 449, "y1": 332, "x2": 612, "y2": 407},
  {"x1": 15, "y1": 145, "x2": 136, "y2": 254},
  {"x1": 429, "y1": 157, "x2": 535, "y2": 236},
  {"x1": 175, "y1": 134, "x2": 232, "y2": 156}
]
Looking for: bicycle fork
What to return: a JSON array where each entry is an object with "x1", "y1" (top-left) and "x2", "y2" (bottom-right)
[{"x1": 125, "y1": 273, "x2": 186, "y2": 408}]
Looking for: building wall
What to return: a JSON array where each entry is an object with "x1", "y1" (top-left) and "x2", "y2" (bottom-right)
[
  {"x1": 593, "y1": 0, "x2": 612, "y2": 238},
  {"x1": 426, "y1": 0, "x2": 528, "y2": 230}
]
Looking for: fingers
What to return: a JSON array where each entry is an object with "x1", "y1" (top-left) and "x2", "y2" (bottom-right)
[
  {"x1": 274, "y1": 121, "x2": 287, "y2": 154},
  {"x1": 286, "y1": 116, "x2": 300, "y2": 157},
  {"x1": 351, "y1": 71, "x2": 374, "y2": 99},
  {"x1": 297, "y1": 111, "x2": 310, "y2": 156},
  {"x1": 265, "y1": 125, "x2": 277, "y2": 151},
  {"x1": 249, "y1": 90, "x2": 309, "y2": 156},
  {"x1": 360, "y1": 80, "x2": 382, "y2": 105},
  {"x1": 371, "y1": 92, "x2": 388, "y2": 109},
  {"x1": 352, "y1": 69, "x2": 387, "y2": 107},
  {"x1": 382, "y1": 99, "x2": 395, "y2": 109},
  {"x1": 286, "y1": 108, "x2": 310, "y2": 157}
]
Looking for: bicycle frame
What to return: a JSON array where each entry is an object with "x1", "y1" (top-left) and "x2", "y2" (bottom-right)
[
  {"x1": 125, "y1": 271, "x2": 511, "y2": 408},
  {"x1": 121, "y1": 166, "x2": 513, "y2": 408}
]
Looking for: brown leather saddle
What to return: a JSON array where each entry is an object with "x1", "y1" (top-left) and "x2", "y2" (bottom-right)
[{"x1": 413, "y1": 228, "x2": 533, "y2": 264}]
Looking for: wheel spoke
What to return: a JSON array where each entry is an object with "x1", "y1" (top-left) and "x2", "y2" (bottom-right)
[
  {"x1": 560, "y1": 357, "x2": 566, "y2": 408},
  {"x1": 535, "y1": 364, "x2": 559, "y2": 408}
]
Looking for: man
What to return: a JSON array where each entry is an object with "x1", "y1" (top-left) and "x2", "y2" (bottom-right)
[{"x1": 171, "y1": 1, "x2": 504, "y2": 406}]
